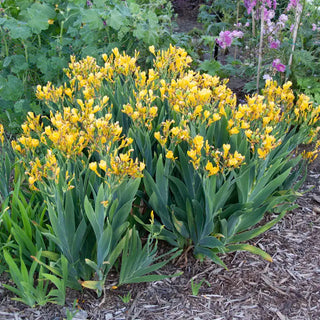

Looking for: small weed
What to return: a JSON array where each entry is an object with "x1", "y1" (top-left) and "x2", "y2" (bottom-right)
[
  {"x1": 190, "y1": 278, "x2": 211, "y2": 296},
  {"x1": 65, "y1": 299, "x2": 79, "y2": 320},
  {"x1": 119, "y1": 291, "x2": 132, "y2": 304}
]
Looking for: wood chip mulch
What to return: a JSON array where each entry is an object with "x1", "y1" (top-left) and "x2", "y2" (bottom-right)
[{"x1": 0, "y1": 164, "x2": 320, "y2": 320}]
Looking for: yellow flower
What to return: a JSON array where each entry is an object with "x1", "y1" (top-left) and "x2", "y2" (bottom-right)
[
  {"x1": 139, "y1": 162, "x2": 145, "y2": 172},
  {"x1": 101, "y1": 200, "x2": 109, "y2": 207},
  {"x1": 228, "y1": 157, "x2": 238, "y2": 167},
  {"x1": 150, "y1": 210, "x2": 154, "y2": 224},
  {"x1": 166, "y1": 150, "x2": 176, "y2": 160},
  {"x1": 193, "y1": 135, "x2": 204, "y2": 153},
  {"x1": 120, "y1": 153, "x2": 130, "y2": 162},
  {"x1": 0, "y1": 123, "x2": 4, "y2": 144},
  {"x1": 28, "y1": 176, "x2": 36, "y2": 185},
  {"x1": 204, "y1": 110, "x2": 210, "y2": 119},
  {"x1": 99, "y1": 160, "x2": 107, "y2": 172},
  {"x1": 187, "y1": 149, "x2": 197, "y2": 161},
  {"x1": 257, "y1": 148, "x2": 267, "y2": 159},
  {"x1": 212, "y1": 113, "x2": 221, "y2": 122},
  {"x1": 48, "y1": 19, "x2": 54, "y2": 25},
  {"x1": 154, "y1": 131, "x2": 167, "y2": 146},
  {"x1": 89, "y1": 162, "x2": 100, "y2": 176},
  {"x1": 149, "y1": 106, "x2": 158, "y2": 118},
  {"x1": 64, "y1": 88, "x2": 73, "y2": 98},
  {"x1": 223, "y1": 144, "x2": 230, "y2": 158},
  {"x1": 265, "y1": 126, "x2": 273, "y2": 134},
  {"x1": 205, "y1": 161, "x2": 219, "y2": 176},
  {"x1": 245, "y1": 130, "x2": 252, "y2": 139},
  {"x1": 149, "y1": 46, "x2": 155, "y2": 55},
  {"x1": 229, "y1": 127, "x2": 239, "y2": 135}
]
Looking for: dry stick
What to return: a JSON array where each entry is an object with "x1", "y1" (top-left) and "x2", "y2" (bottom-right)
[
  {"x1": 256, "y1": 7, "x2": 265, "y2": 93},
  {"x1": 252, "y1": 9, "x2": 256, "y2": 37},
  {"x1": 234, "y1": 0, "x2": 240, "y2": 60},
  {"x1": 286, "y1": 5, "x2": 303, "y2": 81}
]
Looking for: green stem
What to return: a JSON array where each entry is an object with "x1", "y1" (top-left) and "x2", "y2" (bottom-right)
[
  {"x1": 22, "y1": 41, "x2": 28, "y2": 64},
  {"x1": 59, "y1": 20, "x2": 65, "y2": 57},
  {"x1": 38, "y1": 34, "x2": 41, "y2": 48},
  {"x1": 1, "y1": 28, "x2": 9, "y2": 57}
]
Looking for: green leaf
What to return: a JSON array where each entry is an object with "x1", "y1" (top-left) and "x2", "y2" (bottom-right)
[
  {"x1": 81, "y1": 8, "x2": 103, "y2": 29},
  {"x1": 107, "y1": 9, "x2": 127, "y2": 31},
  {"x1": 198, "y1": 236, "x2": 224, "y2": 248},
  {"x1": 0, "y1": 75, "x2": 24, "y2": 101},
  {"x1": 194, "y1": 246, "x2": 227, "y2": 269},
  {"x1": 225, "y1": 244, "x2": 273, "y2": 262},
  {"x1": 80, "y1": 280, "x2": 104, "y2": 291},
  {"x1": 119, "y1": 228, "x2": 181, "y2": 286},
  {"x1": 4, "y1": 18, "x2": 32, "y2": 39},
  {"x1": 22, "y1": 3, "x2": 56, "y2": 34},
  {"x1": 228, "y1": 209, "x2": 288, "y2": 243}
]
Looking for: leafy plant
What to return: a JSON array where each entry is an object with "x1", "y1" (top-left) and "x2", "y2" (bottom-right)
[
  {"x1": 118, "y1": 291, "x2": 132, "y2": 304},
  {"x1": 0, "y1": 0, "x2": 174, "y2": 131},
  {"x1": 4, "y1": 45, "x2": 318, "y2": 308},
  {"x1": 3, "y1": 250, "x2": 50, "y2": 307},
  {"x1": 118, "y1": 227, "x2": 182, "y2": 286},
  {"x1": 190, "y1": 278, "x2": 210, "y2": 296}
]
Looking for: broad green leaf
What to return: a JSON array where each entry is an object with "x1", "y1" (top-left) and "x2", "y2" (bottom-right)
[
  {"x1": 23, "y1": 3, "x2": 56, "y2": 34},
  {"x1": 225, "y1": 244, "x2": 273, "y2": 262},
  {"x1": 4, "y1": 18, "x2": 32, "y2": 39}
]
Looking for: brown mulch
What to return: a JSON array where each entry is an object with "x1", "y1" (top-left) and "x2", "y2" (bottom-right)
[{"x1": 0, "y1": 164, "x2": 320, "y2": 320}]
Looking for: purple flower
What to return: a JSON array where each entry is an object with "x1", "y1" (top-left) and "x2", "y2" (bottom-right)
[
  {"x1": 269, "y1": 39, "x2": 280, "y2": 49},
  {"x1": 290, "y1": 24, "x2": 294, "y2": 32},
  {"x1": 287, "y1": 0, "x2": 299, "y2": 11},
  {"x1": 245, "y1": 22, "x2": 250, "y2": 27},
  {"x1": 272, "y1": 59, "x2": 286, "y2": 72},
  {"x1": 87, "y1": 0, "x2": 93, "y2": 6},
  {"x1": 312, "y1": 23, "x2": 317, "y2": 31},
  {"x1": 279, "y1": 14, "x2": 288, "y2": 25},
  {"x1": 244, "y1": 0, "x2": 257, "y2": 14},
  {"x1": 276, "y1": 14, "x2": 288, "y2": 29},
  {"x1": 264, "y1": 9, "x2": 275, "y2": 20}
]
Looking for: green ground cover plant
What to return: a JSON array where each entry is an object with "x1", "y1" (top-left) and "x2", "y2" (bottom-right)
[
  {"x1": 0, "y1": 0, "x2": 174, "y2": 132},
  {"x1": 0, "y1": 45, "x2": 319, "y2": 306}
]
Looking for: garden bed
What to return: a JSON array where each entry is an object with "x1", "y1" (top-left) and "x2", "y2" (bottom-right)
[
  {"x1": 0, "y1": 162, "x2": 319, "y2": 319},
  {"x1": 0, "y1": 1, "x2": 319, "y2": 319}
]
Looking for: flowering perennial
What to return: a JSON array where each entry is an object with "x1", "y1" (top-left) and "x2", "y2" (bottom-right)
[{"x1": 13, "y1": 46, "x2": 320, "y2": 189}]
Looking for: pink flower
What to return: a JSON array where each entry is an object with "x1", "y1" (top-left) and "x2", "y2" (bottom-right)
[
  {"x1": 263, "y1": 74, "x2": 272, "y2": 81},
  {"x1": 272, "y1": 59, "x2": 286, "y2": 72},
  {"x1": 312, "y1": 23, "x2": 317, "y2": 31},
  {"x1": 245, "y1": 22, "x2": 250, "y2": 27},
  {"x1": 270, "y1": 39, "x2": 280, "y2": 49},
  {"x1": 216, "y1": 30, "x2": 244, "y2": 49},
  {"x1": 216, "y1": 31, "x2": 233, "y2": 49},
  {"x1": 231, "y1": 30, "x2": 244, "y2": 38}
]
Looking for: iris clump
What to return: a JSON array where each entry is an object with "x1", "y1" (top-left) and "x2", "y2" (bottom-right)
[{"x1": 1, "y1": 45, "x2": 319, "y2": 305}]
